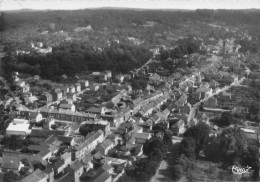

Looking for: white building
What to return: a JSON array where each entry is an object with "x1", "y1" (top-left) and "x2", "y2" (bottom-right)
[{"x1": 6, "y1": 123, "x2": 31, "y2": 136}]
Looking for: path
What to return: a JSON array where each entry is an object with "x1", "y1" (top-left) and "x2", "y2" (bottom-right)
[{"x1": 150, "y1": 160, "x2": 170, "y2": 182}]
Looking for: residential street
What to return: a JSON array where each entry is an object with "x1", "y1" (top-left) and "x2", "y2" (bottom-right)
[
  {"x1": 150, "y1": 160, "x2": 169, "y2": 182},
  {"x1": 188, "y1": 77, "x2": 245, "y2": 124}
]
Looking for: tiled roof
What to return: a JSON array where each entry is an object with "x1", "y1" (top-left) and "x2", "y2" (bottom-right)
[
  {"x1": 54, "y1": 159, "x2": 65, "y2": 170},
  {"x1": 82, "y1": 154, "x2": 92, "y2": 164},
  {"x1": 56, "y1": 172, "x2": 74, "y2": 182},
  {"x1": 21, "y1": 169, "x2": 47, "y2": 182},
  {"x1": 59, "y1": 104, "x2": 73, "y2": 109},
  {"x1": 70, "y1": 160, "x2": 84, "y2": 171},
  {"x1": 1, "y1": 161, "x2": 19, "y2": 170},
  {"x1": 28, "y1": 145, "x2": 48, "y2": 152},
  {"x1": 87, "y1": 169, "x2": 111, "y2": 182},
  {"x1": 38, "y1": 148, "x2": 51, "y2": 157},
  {"x1": 99, "y1": 139, "x2": 113, "y2": 150},
  {"x1": 132, "y1": 132, "x2": 151, "y2": 140},
  {"x1": 75, "y1": 130, "x2": 103, "y2": 151},
  {"x1": 29, "y1": 111, "x2": 40, "y2": 118},
  {"x1": 57, "y1": 136, "x2": 73, "y2": 144}
]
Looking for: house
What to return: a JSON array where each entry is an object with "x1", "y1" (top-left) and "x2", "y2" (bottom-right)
[
  {"x1": 44, "y1": 93, "x2": 52, "y2": 103},
  {"x1": 59, "y1": 103, "x2": 75, "y2": 112},
  {"x1": 56, "y1": 172, "x2": 74, "y2": 182},
  {"x1": 150, "y1": 115, "x2": 160, "y2": 124},
  {"x1": 203, "y1": 97, "x2": 218, "y2": 109},
  {"x1": 81, "y1": 168, "x2": 112, "y2": 182},
  {"x1": 196, "y1": 86, "x2": 213, "y2": 98},
  {"x1": 67, "y1": 160, "x2": 84, "y2": 182},
  {"x1": 69, "y1": 85, "x2": 76, "y2": 93},
  {"x1": 61, "y1": 152, "x2": 72, "y2": 166},
  {"x1": 24, "y1": 96, "x2": 38, "y2": 105},
  {"x1": 111, "y1": 93, "x2": 122, "y2": 105},
  {"x1": 171, "y1": 120, "x2": 185, "y2": 136},
  {"x1": 20, "y1": 169, "x2": 48, "y2": 182},
  {"x1": 90, "y1": 84, "x2": 99, "y2": 92},
  {"x1": 6, "y1": 122, "x2": 31, "y2": 136},
  {"x1": 104, "y1": 70, "x2": 112, "y2": 80},
  {"x1": 79, "y1": 80, "x2": 89, "y2": 88},
  {"x1": 82, "y1": 154, "x2": 93, "y2": 172},
  {"x1": 51, "y1": 89, "x2": 63, "y2": 101},
  {"x1": 57, "y1": 136, "x2": 74, "y2": 146},
  {"x1": 232, "y1": 106, "x2": 249, "y2": 114},
  {"x1": 172, "y1": 136, "x2": 183, "y2": 144},
  {"x1": 16, "y1": 80, "x2": 25, "y2": 87},
  {"x1": 67, "y1": 93, "x2": 77, "y2": 102},
  {"x1": 43, "y1": 117, "x2": 55, "y2": 130},
  {"x1": 115, "y1": 74, "x2": 124, "y2": 83},
  {"x1": 61, "y1": 86, "x2": 70, "y2": 98},
  {"x1": 54, "y1": 159, "x2": 67, "y2": 176},
  {"x1": 75, "y1": 83, "x2": 81, "y2": 93},
  {"x1": 68, "y1": 123, "x2": 81, "y2": 136},
  {"x1": 29, "y1": 111, "x2": 43, "y2": 122},
  {"x1": 74, "y1": 130, "x2": 104, "y2": 160},
  {"x1": 175, "y1": 94, "x2": 187, "y2": 108},
  {"x1": 132, "y1": 132, "x2": 152, "y2": 144},
  {"x1": 180, "y1": 104, "x2": 191, "y2": 115},
  {"x1": 139, "y1": 102, "x2": 155, "y2": 117},
  {"x1": 209, "y1": 80, "x2": 218, "y2": 88},
  {"x1": 1, "y1": 161, "x2": 24, "y2": 173},
  {"x1": 97, "y1": 139, "x2": 114, "y2": 155},
  {"x1": 149, "y1": 73, "x2": 161, "y2": 83},
  {"x1": 44, "y1": 167, "x2": 55, "y2": 182},
  {"x1": 36, "y1": 148, "x2": 52, "y2": 165}
]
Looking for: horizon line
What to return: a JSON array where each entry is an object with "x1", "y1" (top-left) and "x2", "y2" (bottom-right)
[{"x1": 1, "y1": 7, "x2": 260, "y2": 12}]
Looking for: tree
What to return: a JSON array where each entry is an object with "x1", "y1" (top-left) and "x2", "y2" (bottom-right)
[
  {"x1": 179, "y1": 137, "x2": 196, "y2": 159},
  {"x1": 106, "y1": 101, "x2": 114, "y2": 109},
  {"x1": 213, "y1": 112, "x2": 241, "y2": 127},
  {"x1": 0, "y1": 12, "x2": 6, "y2": 32},
  {"x1": 242, "y1": 144, "x2": 259, "y2": 180},
  {"x1": 153, "y1": 123, "x2": 167, "y2": 133},
  {"x1": 171, "y1": 165, "x2": 182, "y2": 180},
  {"x1": 163, "y1": 131, "x2": 172, "y2": 146},
  {"x1": 3, "y1": 171, "x2": 20, "y2": 182},
  {"x1": 150, "y1": 148, "x2": 163, "y2": 162},
  {"x1": 51, "y1": 124, "x2": 57, "y2": 130},
  {"x1": 1, "y1": 135, "x2": 30, "y2": 150},
  {"x1": 204, "y1": 127, "x2": 248, "y2": 167},
  {"x1": 183, "y1": 122, "x2": 210, "y2": 155},
  {"x1": 143, "y1": 137, "x2": 167, "y2": 156},
  {"x1": 32, "y1": 161, "x2": 46, "y2": 171}
]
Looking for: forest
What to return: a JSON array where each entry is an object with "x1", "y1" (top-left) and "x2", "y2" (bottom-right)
[{"x1": 2, "y1": 42, "x2": 152, "y2": 81}]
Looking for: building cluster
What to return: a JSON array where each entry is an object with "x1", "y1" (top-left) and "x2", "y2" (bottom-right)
[{"x1": 0, "y1": 37, "x2": 260, "y2": 182}]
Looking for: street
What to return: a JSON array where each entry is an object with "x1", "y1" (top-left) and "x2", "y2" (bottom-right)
[
  {"x1": 187, "y1": 77, "x2": 245, "y2": 124},
  {"x1": 150, "y1": 160, "x2": 170, "y2": 182}
]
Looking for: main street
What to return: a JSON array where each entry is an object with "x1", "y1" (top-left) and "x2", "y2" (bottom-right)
[
  {"x1": 150, "y1": 160, "x2": 169, "y2": 182},
  {"x1": 187, "y1": 77, "x2": 245, "y2": 124}
]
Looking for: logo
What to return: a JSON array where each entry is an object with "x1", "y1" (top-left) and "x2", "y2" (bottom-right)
[{"x1": 228, "y1": 165, "x2": 252, "y2": 176}]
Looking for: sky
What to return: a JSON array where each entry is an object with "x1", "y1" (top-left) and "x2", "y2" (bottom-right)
[{"x1": 0, "y1": 0, "x2": 260, "y2": 11}]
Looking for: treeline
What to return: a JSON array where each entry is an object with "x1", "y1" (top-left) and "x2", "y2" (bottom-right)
[
  {"x1": 3, "y1": 9, "x2": 260, "y2": 32},
  {"x1": 160, "y1": 37, "x2": 203, "y2": 61},
  {"x1": 3, "y1": 42, "x2": 152, "y2": 81},
  {"x1": 172, "y1": 123, "x2": 259, "y2": 181}
]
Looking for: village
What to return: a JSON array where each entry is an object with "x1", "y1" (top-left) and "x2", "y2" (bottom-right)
[{"x1": 0, "y1": 33, "x2": 260, "y2": 182}]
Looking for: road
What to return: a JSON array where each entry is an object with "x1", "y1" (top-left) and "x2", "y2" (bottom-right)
[
  {"x1": 150, "y1": 160, "x2": 169, "y2": 182},
  {"x1": 187, "y1": 77, "x2": 245, "y2": 124},
  {"x1": 179, "y1": 56, "x2": 222, "y2": 87}
]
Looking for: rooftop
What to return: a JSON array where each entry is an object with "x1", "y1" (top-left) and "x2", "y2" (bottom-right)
[{"x1": 21, "y1": 169, "x2": 47, "y2": 182}]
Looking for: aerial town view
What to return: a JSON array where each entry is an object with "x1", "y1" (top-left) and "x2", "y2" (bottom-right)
[{"x1": 0, "y1": 0, "x2": 259, "y2": 181}]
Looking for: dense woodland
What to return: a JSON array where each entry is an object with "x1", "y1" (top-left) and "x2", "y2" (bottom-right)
[
  {"x1": 1, "y1": 9, "x2": 260, "y2": 80},
  {"x1": 2, "y1": 42, "x2": 152, "y2": 81}
]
